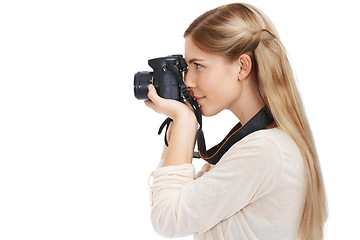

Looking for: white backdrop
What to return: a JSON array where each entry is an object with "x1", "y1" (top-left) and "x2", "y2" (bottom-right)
[{"x1": 1, "y1": 0, "x2": 359, "y2": 239}]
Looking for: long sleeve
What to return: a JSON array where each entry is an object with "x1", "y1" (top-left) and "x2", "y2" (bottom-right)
[
  {"x1": 149, "y1": 132, "x2": 284, "y2": 238},
  {"x1": 150, "y1": 164, "x2": 196, "y2": 237}
]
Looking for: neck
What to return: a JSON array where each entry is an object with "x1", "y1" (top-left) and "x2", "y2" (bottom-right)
[
  {"x1": 227, "y1": 79, "x2": 265, "y2": 124},
  {"x1": 231, "y1": 101, "x2": 265, "y2": 124}
]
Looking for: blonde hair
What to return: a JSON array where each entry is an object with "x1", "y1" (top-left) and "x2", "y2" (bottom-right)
[{"x1": 184, "y1": 3, "x2": 328, "y2": 240}]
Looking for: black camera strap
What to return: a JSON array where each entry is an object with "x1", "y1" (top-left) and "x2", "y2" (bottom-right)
[
  {"x1": 194, "y1": 107, "x2": 274, "y2": 165},
  {"x1": 159, "y1": 106, "x2": 274, "y2": 165}
]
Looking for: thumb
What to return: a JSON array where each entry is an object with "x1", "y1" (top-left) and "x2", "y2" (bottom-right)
[{"x1": 147, "y1": 84, "x2": 161, "y2": 104}]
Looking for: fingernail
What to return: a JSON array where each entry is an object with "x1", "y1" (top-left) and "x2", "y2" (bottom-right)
[{"x1": 148, "y1": 84, "x2": 153, "y2": 90}]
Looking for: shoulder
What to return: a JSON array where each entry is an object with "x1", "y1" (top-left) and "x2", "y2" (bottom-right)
[
  {"x1": 213, "y1": 129, "x2": 283, "y2": 174},
  {"x1": 227, "y1": 128, "x2": 300, "y2": 158},
  {"x1": 219, "y1": 128, "x2": 303, "y2": 176},
  {"x1": 223, "y1": 128, "x2": 282, "y2": 158},
  {"x1": 217, "y1": 128, "x2": 301, "y2": 171}
]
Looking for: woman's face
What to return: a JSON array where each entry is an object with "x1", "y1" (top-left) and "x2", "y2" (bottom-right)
[{"x1": 184, "y1": 37, "x2": 242, "y2": 117}]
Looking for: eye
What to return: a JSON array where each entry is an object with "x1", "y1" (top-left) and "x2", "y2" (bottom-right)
[{"x1": 194, "y1": 63, "x2": 203, "y2": 69}]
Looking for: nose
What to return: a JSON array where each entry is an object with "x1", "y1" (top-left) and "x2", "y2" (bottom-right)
[{"x1": 184, "y1": 70, "x2": 196, "y2": 88}]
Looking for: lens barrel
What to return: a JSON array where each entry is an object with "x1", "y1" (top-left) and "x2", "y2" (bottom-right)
[{"x1": 134, "y1": 71, "x2": 153, "y2": 100}]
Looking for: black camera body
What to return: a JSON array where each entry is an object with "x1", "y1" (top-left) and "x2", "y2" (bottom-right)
[{"x1": 134, "y1": 55, "x2": 188, "y2": 101}]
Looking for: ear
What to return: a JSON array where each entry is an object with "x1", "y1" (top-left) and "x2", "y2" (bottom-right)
[{"x1": 237, "y1": 54, "x2": 252, "y2": 81}]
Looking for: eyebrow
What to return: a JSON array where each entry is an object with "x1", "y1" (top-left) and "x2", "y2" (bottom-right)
[{"x1": 188, "y1": 58, "x2": 205, "y2": 64}]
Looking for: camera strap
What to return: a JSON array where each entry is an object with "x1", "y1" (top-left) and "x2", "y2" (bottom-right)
[
  {"x1": 193, "y1": 107, "x2": 274, "y2": 165},
  {"x1": 158, "y1": 107, "x2": 273, "y2": 165},
  {"x1": 157, "y1": 86, "x2": 203, "y2": 148}
]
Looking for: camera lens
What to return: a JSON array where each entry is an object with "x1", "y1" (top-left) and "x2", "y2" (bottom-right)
[{"x1": 134, "y1": 71, "x2": 153, "y2": 100}]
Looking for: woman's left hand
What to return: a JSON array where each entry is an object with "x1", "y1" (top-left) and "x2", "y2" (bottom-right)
[{"x1": 145, "y1": 84, "x2": 197, "y2": 124}]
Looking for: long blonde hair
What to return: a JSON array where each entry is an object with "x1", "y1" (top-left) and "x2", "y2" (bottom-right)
[{"x1": 184, "y1": 3, "x2": 328, "y2": 239}]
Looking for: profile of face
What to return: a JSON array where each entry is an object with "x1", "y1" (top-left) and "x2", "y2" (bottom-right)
[{"x1": 184, "y1": 37, "x2": 250, "y2": 117}]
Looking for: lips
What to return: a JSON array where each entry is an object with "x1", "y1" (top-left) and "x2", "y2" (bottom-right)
[
  {"x1": 194, "y1": 96, "x2": 206, "y2": 104},
  {"x1": 194, "y1": 96, "x2": 205, "y2": 100},
  {"x1": 187, "y1": 89, "x2": 206, "y2": 104}
]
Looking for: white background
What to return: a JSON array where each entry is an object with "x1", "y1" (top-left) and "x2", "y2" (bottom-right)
[{"x1": 0, "y1": 0, "x2": 359, "y2": 239}]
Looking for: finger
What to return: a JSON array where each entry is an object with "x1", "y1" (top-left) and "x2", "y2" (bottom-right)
[
  {"x1": 144, "y1": 100, "x2": 152, "y2": 108},
  {"x1": 144, "y1": 100, "x2": 158, "y2": 112},
  {"x1": 147, "y1": 84, "x2": 162, "y2": 105}
]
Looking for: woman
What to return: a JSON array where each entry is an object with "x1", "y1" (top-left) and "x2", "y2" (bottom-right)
[{"x1": 146, "y1": 3, "x2": 328, "y2": 240}]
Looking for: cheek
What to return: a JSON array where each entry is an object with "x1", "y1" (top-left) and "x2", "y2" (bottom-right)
[
  {"x1": 196, "y1": 73, "x2": 211, "y2": 91},
  {"x1": 197, "y1": 72, "x2": 220, "y2": 94},
  {"x1": 203, "y1": 72, "x2": 240, "y2": 112},
  {"x1": 203, "y1": 72, "x2": 238, "y2": 99}
]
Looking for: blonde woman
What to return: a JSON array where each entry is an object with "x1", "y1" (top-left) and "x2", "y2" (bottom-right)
[{"x1": 146, "y1": 3, "x2": 328, "y2": 240}]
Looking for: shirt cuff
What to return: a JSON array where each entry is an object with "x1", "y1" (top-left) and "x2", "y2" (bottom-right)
[{"x1": 152, "y1": 163, "x2": 195, "y2": 179}]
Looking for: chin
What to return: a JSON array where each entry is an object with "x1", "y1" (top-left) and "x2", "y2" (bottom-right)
[{"x1": 201, "y1": 106, "x2": 223, "y2": 117}]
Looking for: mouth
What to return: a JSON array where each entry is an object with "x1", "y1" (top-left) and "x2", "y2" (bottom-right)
[
  {"x1": 194, "y1": 96, "x2": 205, "y2": 100},
  {"x1": 194, "y1": 96, "x2": 206, "y2": 103},
  {"x1": 187, "y1": 89, "x2": 206, "y2": 103}
]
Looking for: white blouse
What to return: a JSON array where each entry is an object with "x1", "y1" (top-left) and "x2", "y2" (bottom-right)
[{"x1": 149, "y1": 128, "x2": 306, "y2": 240}]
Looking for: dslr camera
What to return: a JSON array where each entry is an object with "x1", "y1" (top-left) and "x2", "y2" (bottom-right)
[{"x1": 134, "y1": 55, "x2": 188, "y2": 101}]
